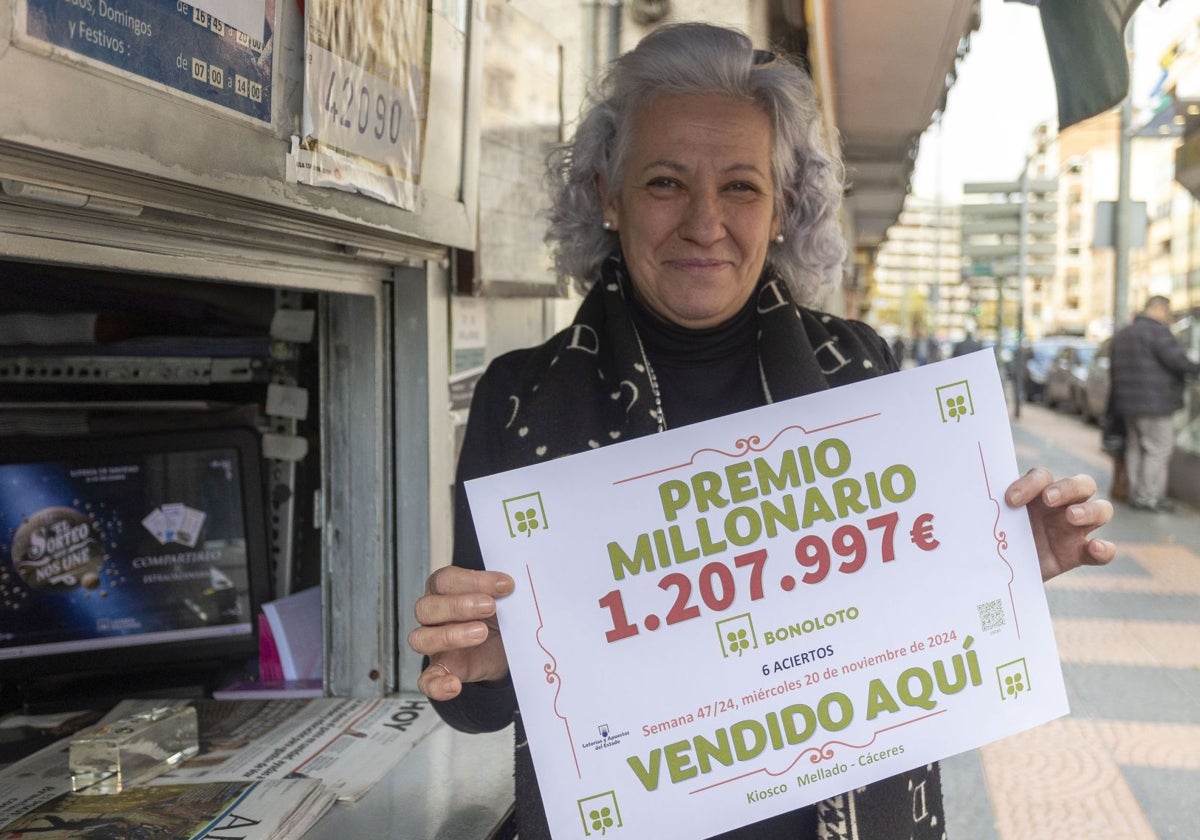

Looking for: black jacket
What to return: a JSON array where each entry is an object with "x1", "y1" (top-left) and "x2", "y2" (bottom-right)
[{"x1": 1110, "y1": 314, "x2": 1199, "y2": 417}]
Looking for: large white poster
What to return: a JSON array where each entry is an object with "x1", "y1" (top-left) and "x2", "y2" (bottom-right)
[{"x1": 467, "y1": 351, "x2": 1068, "y2": 839}]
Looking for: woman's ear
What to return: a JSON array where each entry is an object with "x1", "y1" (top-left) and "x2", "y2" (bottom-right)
[
  {"x1": 597, "y1": 174, "x2": 618, "y2": 228},
  {"x1": 771, "y1": 204, "x2": 784, "y2": 241}
]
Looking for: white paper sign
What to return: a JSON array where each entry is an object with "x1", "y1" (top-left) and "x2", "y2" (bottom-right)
[{"x1": 466, "y1": 351, "x2": 1068, "y2": 840}]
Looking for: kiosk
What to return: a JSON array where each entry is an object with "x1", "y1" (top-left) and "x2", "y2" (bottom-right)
[{"x1": 0, "y1": 1, "x2": 514, "y2": 834}]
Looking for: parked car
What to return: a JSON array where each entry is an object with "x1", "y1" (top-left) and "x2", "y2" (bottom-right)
[
  {"x1": 1080, "y1": 337, "x2": 1112, "y2": 424},
  {"x1": 1018, "y1": 335, "x2": 1093, "y2": 403},
  {"x1": 1042, "y1": 340, "x2": 1098, "y2": 412}
]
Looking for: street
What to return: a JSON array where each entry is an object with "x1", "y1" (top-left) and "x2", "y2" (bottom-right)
[{"x1": 942, "y1": 401, "x2": 1200, "y2": 838}]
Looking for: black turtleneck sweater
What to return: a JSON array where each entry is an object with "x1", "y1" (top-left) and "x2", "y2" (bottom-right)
[{"x1": 628, "y1": 285, "x2": 765, "y2": 429}]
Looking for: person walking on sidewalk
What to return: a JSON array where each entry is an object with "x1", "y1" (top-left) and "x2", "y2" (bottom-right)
[
  {"x1": 1110, "y1": 295, "x2": 1200, "y2": 512},
  {"x1": 952, "y1": 330, "x2": 983, "y2": 358}
]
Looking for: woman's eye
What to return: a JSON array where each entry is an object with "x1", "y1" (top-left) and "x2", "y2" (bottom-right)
[
  {"x1": 726, "y1": 181, "x2": 759, "y2": 194},
  {"x1": 646, "y1": 177, "x2": 678, "y2": 190}
]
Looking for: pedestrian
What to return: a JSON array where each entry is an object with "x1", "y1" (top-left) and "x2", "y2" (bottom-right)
[
  {"x1": 912, "y1": 325, "x2": 939, "y2": 366},
  {"x1": 1109, "y1": 295, "x2": 1200, "y2": 512},
  {"x1": 952, "y1": 331, "x2": 983, "y2": 357},
  {"x1": 407, "y1": 23, "x2": 1115, "y2": 840}
]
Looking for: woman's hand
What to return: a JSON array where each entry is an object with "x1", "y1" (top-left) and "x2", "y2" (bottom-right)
[
  {"x1": 408, "y1": 566, "x2": 515, "y2": 701},
  {"x1": 1005, "y1": 468, "x2": 1116, "y2": 581}
]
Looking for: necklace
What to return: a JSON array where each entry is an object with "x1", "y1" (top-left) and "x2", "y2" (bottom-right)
[{"x1": 631, "y1": 326, "x2": 667, "y2": 432}]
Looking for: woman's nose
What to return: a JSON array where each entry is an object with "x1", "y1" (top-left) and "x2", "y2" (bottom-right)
[{"x1": 678, "y1": 191, "x2": 724, "y2": 244}]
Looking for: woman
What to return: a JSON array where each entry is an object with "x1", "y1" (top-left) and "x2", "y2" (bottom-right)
[{"x1": 409, "y1": 23, "x2": 1115, "y2": 839}]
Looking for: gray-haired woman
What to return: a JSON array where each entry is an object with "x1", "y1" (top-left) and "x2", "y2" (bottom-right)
[{"x1": 409, "y1": 22, "x2": 1114, "y2": 840}]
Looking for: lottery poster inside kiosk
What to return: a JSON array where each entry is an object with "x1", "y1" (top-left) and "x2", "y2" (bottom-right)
[{"x1": 18, "y1": 0, "x2": 275, "y2": 124}]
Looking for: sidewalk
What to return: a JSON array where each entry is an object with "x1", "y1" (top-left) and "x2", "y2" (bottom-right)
[{"x1": 941, "y1": 402, "x2": 1200, "y2": 839}]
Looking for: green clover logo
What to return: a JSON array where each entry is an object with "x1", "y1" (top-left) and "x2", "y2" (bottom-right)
[
  {"x1": 502, "y1": 492, "x2": 549, "y2": 539},
  {"x1": 1004, "y1": 672, "x2": 1026, "y2": 698},
  {"x1": 514, "y1": 507, "x2": 541, "y2": 536},
  {"x1": 589, "y1": 806, "x2": 615, "y2": 834},
  {"x1": 578, "y1": 791, "x2": 622, "y2": 836},
  {"x1": 726, "y1": 628, "x2": 751, "y2": 656},
  {"x1": 945, "y1": 394, "x2": 969, "y2": 421},
  {"x1": 996, "y1": 658, "x2": 1031, "y2": 701},
  {"x1": 935, "y1": 380, "x2": 974, "y2": 424},
  {"x1": 716, "y1": 614, "x2": 757, "y2": 659}
]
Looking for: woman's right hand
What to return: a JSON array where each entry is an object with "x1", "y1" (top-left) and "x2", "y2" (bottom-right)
[{"x1": 408, "y1": 566, "x2": 515, "y2": 701}]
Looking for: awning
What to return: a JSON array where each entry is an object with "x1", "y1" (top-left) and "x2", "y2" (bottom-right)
[
  {"x1": 1013, "y1": 0, "x2": 1148, "y2": 130},
  {"x1": 790, "y1": 0, "x2": 980, "y2": 252}
]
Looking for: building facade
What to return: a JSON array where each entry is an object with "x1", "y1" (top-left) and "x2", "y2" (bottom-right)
[{"x1": 869, "y1": 198, "x2": 967, "y2": 347}]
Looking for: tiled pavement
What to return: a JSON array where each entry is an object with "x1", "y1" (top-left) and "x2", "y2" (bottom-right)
[{"x1": 941, "y1": 402, "x2": 1200, "y2": 839}]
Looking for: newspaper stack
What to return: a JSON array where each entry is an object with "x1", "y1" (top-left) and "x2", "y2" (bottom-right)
[{"x1": 0, "y1": 696, "x2": 439, "y2": 837}]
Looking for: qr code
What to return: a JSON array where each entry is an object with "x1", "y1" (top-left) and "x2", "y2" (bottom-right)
[{"x1": 977, "y1": 598, "x2": 1005, "y2": 633}]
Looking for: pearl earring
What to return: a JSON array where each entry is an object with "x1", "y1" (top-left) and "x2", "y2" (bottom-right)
[
  {"x1": 774, "y1": 233, "x2": 784, "y2": 244},
  {"x1": 602, "y1": 220, "x2": 614, "y2": 231}
]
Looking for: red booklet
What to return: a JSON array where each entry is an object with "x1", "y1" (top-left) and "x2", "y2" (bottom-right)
[{"x1": 257, "y1": 611, "x2": 285, "y2": 682}]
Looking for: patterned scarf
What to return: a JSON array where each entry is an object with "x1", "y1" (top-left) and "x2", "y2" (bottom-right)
[
  {"x1": 496, "y1": 256, "x2": 896, "y2": 467},
  {"x1": 501, "y1": 256, "x2": 945, "y2": 839}
]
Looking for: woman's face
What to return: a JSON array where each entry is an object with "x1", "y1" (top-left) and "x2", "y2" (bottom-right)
[{"x1": 602, "y1": 92, "x2": 780, "y2": 329}]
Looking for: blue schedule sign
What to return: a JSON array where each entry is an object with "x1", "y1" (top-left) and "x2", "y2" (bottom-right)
[{"x1": 23, "y1": 0, "x2": 273, "y2": 124}]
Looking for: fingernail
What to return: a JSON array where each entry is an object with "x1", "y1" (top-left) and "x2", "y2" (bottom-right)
[
  {"x1": 495, "y1": 576, "x2": 515, "y2": 594},
  {"x1": 1067, "y1": 504, "x2": 1083, "y2": 522},
  {"x1": 473, "y1": 596, "x2": 496, "y2": 615},
  {"x1": 1006, "y1": 490, "x2": 1022, "y2": 506},
  {"x1": 466, "y1": 624, "x2": 487, "y2": 640},
  {"x1": 1045, "y1": 488, "x2": 1061, "y2": 505}
]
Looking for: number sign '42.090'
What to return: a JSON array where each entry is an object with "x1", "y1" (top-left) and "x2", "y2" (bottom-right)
[{"x1": 467, "y1": 350, "x2": 1067, "y2": 840}]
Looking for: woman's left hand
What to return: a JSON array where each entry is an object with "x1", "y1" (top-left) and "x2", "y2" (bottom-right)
[{"x1": 1005, "y1": 467, "x2": 1116, "y2": 581}]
